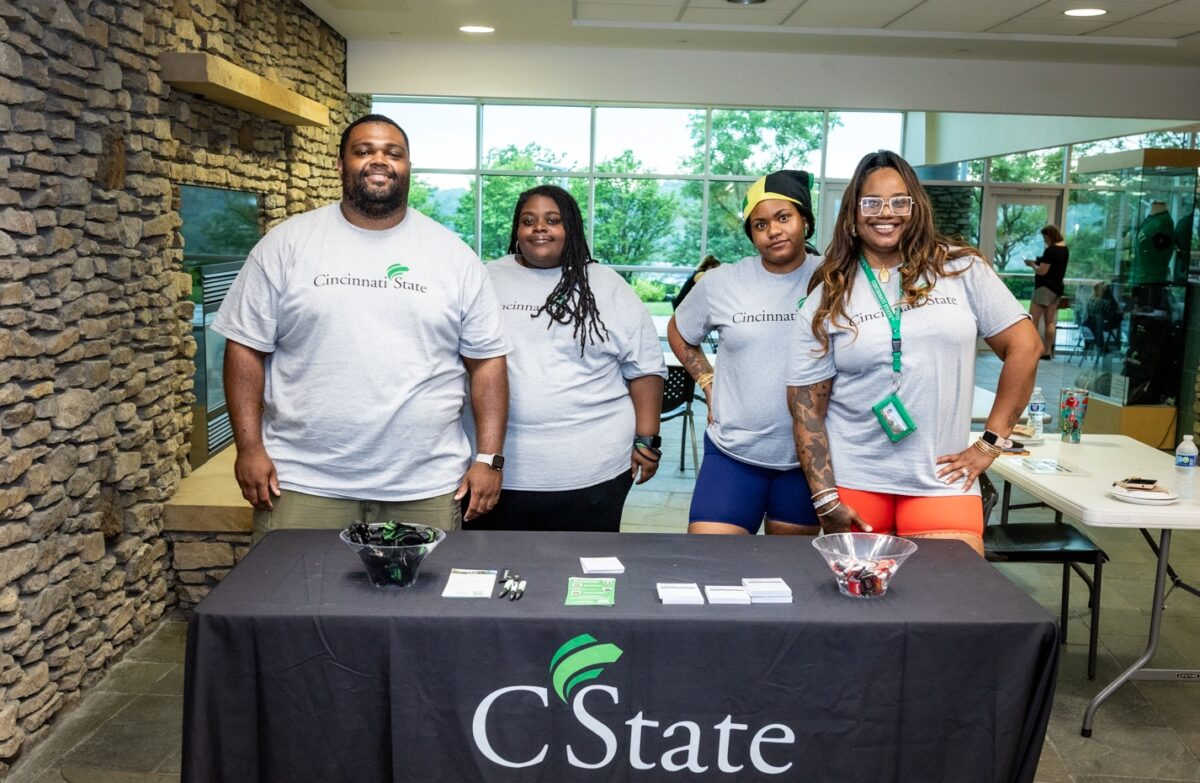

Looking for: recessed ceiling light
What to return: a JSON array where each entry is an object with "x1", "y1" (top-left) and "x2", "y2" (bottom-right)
[
  {"x1": 459, "y1": 25, "x2": 495, "y2": 34},
  {"x1": 1064, "y1": 8, "x2": 1107, "y2": 17}
]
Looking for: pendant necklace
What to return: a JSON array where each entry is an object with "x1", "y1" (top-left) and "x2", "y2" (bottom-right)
[{"x1": 877, "y1": 266, "x2": 890, "y2": 283}]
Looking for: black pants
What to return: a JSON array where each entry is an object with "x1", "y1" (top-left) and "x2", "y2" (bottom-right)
[{"x1": 465, "y1": 471, "x2": 635, "y2": 533}]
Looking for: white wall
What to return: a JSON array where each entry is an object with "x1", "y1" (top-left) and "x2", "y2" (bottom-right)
[{"x1": 350, "y1": 41, "x2": 1200, "y2": 123}]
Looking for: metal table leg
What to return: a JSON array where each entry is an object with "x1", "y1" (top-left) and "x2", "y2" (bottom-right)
[{"x1": 1081, "y1": 530, "x2": 1200, "y2": 737}]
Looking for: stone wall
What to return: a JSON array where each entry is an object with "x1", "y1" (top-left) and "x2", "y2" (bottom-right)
[
  {"x1": 926, "y1": 185, "x2": 981, "y2": 246},
  {"x1": 0, "y1": 0, "x2": 360, "y2": 772}
]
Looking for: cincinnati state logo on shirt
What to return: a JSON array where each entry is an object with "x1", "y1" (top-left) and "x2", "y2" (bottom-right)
[{"x1": 312, "y1": 261, "x2": 428, "y2": 293}]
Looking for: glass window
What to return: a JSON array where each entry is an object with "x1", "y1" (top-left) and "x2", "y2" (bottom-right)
[
  {"x1": 914, "y1": 160, "x2": 984, "y2": 182},
  {"x1": 411, "y1": 173, "x2": 474, "y2": 233},
  {"x1": 705, "y1": 180, "x2": 756, "y2": 263},
  {"x1": 471, "y1": 176, "x2": 589, "y2": 261},
  {"x1": 1066, "y1": 188, "x2": 1122, "y2": 282},
  {"x1": 825, "y1": 112, "x2": 903, "y2": 179},
  {"x1": 1072, "y1": 131, "x2": 1193, "y2": 160},
  {"x1": 595, "y1": 107, "x2": 705, "y2": 175},
  {"x1": 988, "y1": 148, "x2": 1066, "y2": 184},
  {"x1": 708, "y1": 109, "x2": 824, "y2": 177},
  {"x1": 592, "y1": 178, "x2": 700, "y2": 267},
  {"x1": 624, "y1": 269, "x2": 693, "y2": 316},
  {"x1": 482, "y1": 105, "x2": 590, "y2": 171},
  {"x1": 371, "y1": 100, "x2": 476, "y2": 170}
]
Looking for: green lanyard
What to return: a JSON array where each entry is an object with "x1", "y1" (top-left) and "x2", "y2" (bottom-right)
[{"x1": 859, "y1": 256, "x2": 901, "y2": 374}]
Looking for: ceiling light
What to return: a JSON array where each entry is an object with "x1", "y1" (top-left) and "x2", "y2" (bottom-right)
[
  {"x1": 726, "y1": 0, "x2": 767, "y2": 5},
  {"x1": 459, "y1": 25, "x2": 494, "y2": 34},
  {"x1": 1064, "y1": 8, "x2": 1107, "y2": 17}
]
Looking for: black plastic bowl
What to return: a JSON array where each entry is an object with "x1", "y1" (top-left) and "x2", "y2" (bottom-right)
[{"x1": 339, "y1": 522, "x2": 446, "y2": 587}]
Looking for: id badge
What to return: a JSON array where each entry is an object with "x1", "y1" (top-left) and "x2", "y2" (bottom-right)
[{"x1": 872, "y1": 392, "x2": 917, "y2": 442}]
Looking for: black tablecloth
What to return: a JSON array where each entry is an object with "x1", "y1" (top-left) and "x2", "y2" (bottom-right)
[{"x1": 182, "y1": 530, "x2": 1057, "y2": 783}]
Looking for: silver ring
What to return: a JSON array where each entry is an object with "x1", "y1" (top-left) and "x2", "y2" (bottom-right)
[{"x1": 961, "y1": 468, "x2": 969, "y2": 477}]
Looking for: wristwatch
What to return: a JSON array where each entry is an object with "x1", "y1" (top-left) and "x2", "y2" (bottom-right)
[
  {"x1": 980, "y1": 429, "x2": 1015, "y2": 450},
  {"x1": 475, "y1": 453, "x2": 505, "y2": 470},
  {"x1": 634, "y1": 434, "x2": 662, "y2": 450}
]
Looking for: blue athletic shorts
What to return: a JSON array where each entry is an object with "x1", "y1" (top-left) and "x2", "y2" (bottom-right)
[{"x1": 688, "y1": 434, "x2": 818, "y2": 533}]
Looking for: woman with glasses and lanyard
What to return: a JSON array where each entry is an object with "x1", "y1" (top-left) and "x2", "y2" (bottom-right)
[
  {"x1": 786, "y1": 151, "x2": 1040, "y2": 555},
  {"x1": 669, "y1": 170, "x2": 822, "y2": 536}
]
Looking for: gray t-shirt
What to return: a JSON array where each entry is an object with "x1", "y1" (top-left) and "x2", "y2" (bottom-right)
[
  {"x1": 673, "y1": 254, "x2": 820, "y2": 468},
  {"x1": 476, "y1": 256, "x2": 666, "y2": 490},
  {"x1": 212, "y1": 204, "x2": 510, "y2": 502},
  {"x1": 786, "y1": 255, "x2": 1028, "y2": 496}
]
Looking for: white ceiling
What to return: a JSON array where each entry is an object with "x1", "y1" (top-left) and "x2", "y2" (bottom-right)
[{"x1": 302, "y1": 0, "x2": 1200, "y2": 66}]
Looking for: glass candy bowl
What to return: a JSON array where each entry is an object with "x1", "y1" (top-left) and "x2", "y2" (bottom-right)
[
  {"x1": 339, "y1": 521, "x2": 446, "y2": 587},
  {"x1": 811, "y1": 533, "x2": 918, "y2": 598}
]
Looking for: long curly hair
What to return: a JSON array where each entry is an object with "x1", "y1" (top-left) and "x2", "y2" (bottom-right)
[
  {"x1": 507, "y1": 185, "x2": 608, "y2": 353},
  {"x1": 808, "y1": 150, "x2": 984, "y2": 354}
]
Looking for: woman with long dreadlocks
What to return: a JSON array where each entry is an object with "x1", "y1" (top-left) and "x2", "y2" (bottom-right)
[
  {"x1": 787, "y1": 150, "x2": 1040, "y2": 555},
  {"x1": 668, "y1": 170, "x2": 823, "y2": 536},
  {"x1": 466, "y1": 185, "x2": 666, "y2": 532}
]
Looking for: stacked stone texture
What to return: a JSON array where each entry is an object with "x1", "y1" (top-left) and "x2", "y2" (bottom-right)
[
  {"x1": 0, "y1": 0, "x2": 360, "y2": 771},
  {"x1": 926, "y1": 185, "x2": 979, "y2": 246}
]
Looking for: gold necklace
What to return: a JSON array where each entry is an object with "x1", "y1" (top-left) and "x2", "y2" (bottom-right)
[{"x1": 876, "y1": 266, "x2": 890, "y2": 283}]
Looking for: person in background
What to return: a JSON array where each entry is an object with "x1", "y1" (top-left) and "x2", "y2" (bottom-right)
[
  {"x1": 1024, "y1": 224, "x2": 1069, "y2": 360},
  {"x1": 466, "y1": 185, "x2": 666, "y2": 533},
  {"x1": 669, "y1": 170, "x2": 821, "y2": 536},
  {"x1": 216, "y1": 114, "x2": 510, "y2": 544},
  {"x1": 672, "y1": 254, "x2": 722, "y2": 310},
  {"x1": 788, "y1": 150, "x2": 1041, "y2": 556}
]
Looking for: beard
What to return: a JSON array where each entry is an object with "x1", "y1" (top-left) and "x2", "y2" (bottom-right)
[{"x1": 343, "y1": 166, "x2": 409, "y2": 219}]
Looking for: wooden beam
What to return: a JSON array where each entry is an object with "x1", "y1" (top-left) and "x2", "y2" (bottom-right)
[{"x1": 160, "y1": 51, "x2": 330, "y2": 128}]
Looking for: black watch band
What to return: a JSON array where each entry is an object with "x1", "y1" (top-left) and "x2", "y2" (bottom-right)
[
  {"x1": 634, "y1": 434, "x2": 662, "y2": 449},
  {"x1": 980, "y1": 429, "x2": 1014, "y2": 450}
]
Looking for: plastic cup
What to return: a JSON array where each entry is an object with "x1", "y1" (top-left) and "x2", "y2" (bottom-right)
[{"x1": 1059, "y1": 387, "x2": 1089, "y2": 443}]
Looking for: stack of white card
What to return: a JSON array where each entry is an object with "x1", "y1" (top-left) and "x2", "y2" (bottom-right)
[
  {"x1": 580, "y1": 557, "x2": 625, "y2": 574},
  {"x1": 741, "y1": 577, "x2": 793, "y2": 604},
  {"x1": 657, "y1": 582, "x2": 704, "y2": 605},
  {"x1": 703, "y1": 585, "x2": 751, "y2": 605}
]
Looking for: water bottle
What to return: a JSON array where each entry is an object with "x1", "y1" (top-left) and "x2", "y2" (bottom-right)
[
  {"x1": 1028, "y1": 387, "x2": 1045, "y2": 440},
  {"x1": 1175, "y1": 435, "x2": 1197, "y2": 500}
]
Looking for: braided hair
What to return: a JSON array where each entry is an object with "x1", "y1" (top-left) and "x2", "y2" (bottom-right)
[{"x1": 507, "y1": 185, "x2": 609, "y2": 354}]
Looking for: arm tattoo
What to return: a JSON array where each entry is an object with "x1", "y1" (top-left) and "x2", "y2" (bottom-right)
[
  {"x1": 789, "y1": 381, "x2": 837, "y2": 494},
  {"x1": 1005, "y1": 404, "x2": 1024, "y2": 429},
  {"x1": 679, "y1": 343, "x2": 713, "y2": 382}
]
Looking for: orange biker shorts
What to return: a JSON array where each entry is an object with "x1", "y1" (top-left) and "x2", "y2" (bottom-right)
[{"x1": 837, "y1": 487, "x2": 984, "y2": 538}]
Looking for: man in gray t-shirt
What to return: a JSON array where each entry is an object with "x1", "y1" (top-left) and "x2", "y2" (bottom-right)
[{"x1": 214, "y1": 115, "x2": 510, "y2": 542}]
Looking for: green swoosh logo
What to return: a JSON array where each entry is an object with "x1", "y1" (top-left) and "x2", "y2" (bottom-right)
[
  {"x1": 386, "y1": 263, "x2": 409, "y2": 279},
  {"x1": 549, "y1": 634, "x2": 623, "y2": 703}
]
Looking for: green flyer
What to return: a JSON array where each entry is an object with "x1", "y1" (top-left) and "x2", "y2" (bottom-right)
[{"x1": 565, "y1": 577, "x2": 616, "y2": 606}]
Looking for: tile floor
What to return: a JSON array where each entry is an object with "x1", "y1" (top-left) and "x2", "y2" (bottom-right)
[{"x1": 8, "y1": 394, "x2": 1200, "y2": 782}]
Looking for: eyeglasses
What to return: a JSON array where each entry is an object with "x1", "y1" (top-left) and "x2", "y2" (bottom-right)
[{"x1": 858, "y1": 196, "x2": 913, "y2": 217}]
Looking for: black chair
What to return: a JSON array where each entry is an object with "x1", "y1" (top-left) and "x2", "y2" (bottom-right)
[
  {"x1": 980, "y1": 472, "x2": 1107, "y2": 679},
  {"x1": 661, "y1": 366, "x2": 699, "y2": 472}
]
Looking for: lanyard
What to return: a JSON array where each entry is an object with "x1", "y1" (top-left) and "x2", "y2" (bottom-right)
[{"x1": 859, "y1": 256, "x2": 901, "y2": 374}]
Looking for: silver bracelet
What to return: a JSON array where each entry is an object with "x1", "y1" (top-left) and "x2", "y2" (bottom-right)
[
  {"x1": 813, "y1": 494, "x2": 840, "y2": 509},
  {"x1": 811, "y1": 487, "x2": 839, "y2": 500},
  {"x1": 816, "y1": 501, "x2": 844, "y2": 518}
]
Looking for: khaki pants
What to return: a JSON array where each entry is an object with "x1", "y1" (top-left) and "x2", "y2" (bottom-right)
[{"x1": 251, "y1": 490, "x2": 462, "y2": 546}]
